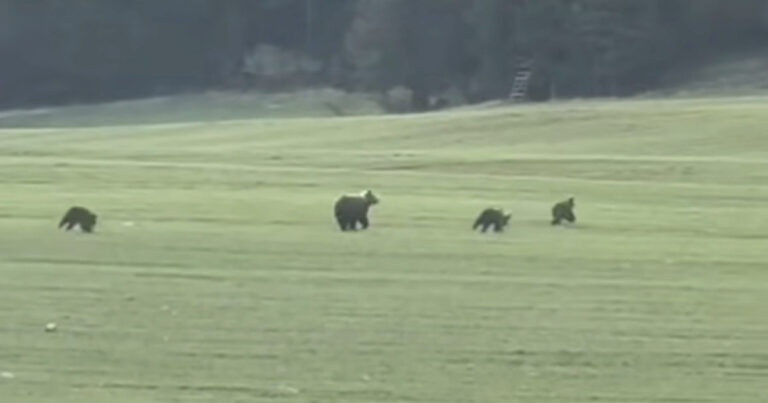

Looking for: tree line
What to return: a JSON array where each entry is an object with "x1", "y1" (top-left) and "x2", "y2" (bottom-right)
[{"x1": 1, "y1": 0, "x2": 767, "y2": 109}]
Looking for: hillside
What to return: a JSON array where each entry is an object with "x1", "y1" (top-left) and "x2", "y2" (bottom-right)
[{"x1": 0, "y1": 89, "x2": 382, "y2": 128}]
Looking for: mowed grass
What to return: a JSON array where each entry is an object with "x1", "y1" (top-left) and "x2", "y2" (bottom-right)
[{"x1": 1, "y1": 97, "x2": 767, "y2": 402}]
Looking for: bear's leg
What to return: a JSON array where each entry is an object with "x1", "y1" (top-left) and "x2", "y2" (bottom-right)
[
  {"x1": 358, "y1": 216, "x2": 369, "y2": 230},
  {"x1": 66, "y1": 221, "x2": 77, "y2": 230},
  {"x1": 336, "y1": 216, "x2": 347, "y2": 231},
  {"x1": 493, "y1": 222, "x2": 503, "y2": 232},
  {"x1": 481, "y1": 222, "x2": 491, "y2": 233},
  {"x1": 551, "y1": 217, "x2": 561, "y2": 226}
]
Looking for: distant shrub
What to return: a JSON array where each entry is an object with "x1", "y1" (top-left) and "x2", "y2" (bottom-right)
[
  {"x1": 430, "y1": 86, "x2": 466, "y2": 110},
  {"x1": 241, "y1": 45, "x2": 324, "y2": 88},
  {"x1": 382, "y1": 85, "x2": 413, "y2": 113}
]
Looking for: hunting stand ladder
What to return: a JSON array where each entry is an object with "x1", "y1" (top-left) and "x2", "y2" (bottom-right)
[{"x1": 509, "y1": 59, "x2": 534, "y2": 101}]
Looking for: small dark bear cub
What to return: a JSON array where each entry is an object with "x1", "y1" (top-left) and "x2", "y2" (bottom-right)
[
  {"x1": 334, "y1": 190, "x2": 379, "y2": 231},
  {"x1": 473, "y1": 208, "x2": 511, "y2": 233},
  {"x1": 551, "y1": 197, "x2": 576, "y2": 225},
  {"x1": 59, "y1": 206, "x2": 97, "y2": 233}
]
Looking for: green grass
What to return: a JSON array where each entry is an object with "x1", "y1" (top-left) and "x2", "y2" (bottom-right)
[
  {"x1": 0, "y1": 88, "x2": 382, "y2": 128},
  {"x1": 1, "y1": 97, "x2": 767, "y2": 402}
]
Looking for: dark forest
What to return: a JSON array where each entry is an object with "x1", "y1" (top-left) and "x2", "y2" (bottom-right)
[{"x1": 2, "y1": 0, "x2": 767, "y2": 109}]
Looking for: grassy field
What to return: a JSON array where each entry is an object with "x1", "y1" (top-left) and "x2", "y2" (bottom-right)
[
  {"x1": 0, "y1": 89, "x2": 382, "y2": 128},
  {"x1": 1, "y1": 97, "x2": 767, "y2": 402}
]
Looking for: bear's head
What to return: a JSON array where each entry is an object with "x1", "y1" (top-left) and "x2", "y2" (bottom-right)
[
  {"x1": 501, "y1": 213, "x2": 511, "y2": 227},
  {"x1": 362, "y1": 190, "x2": 379, "y2": 206},
  {"x1": 81, "y1": 213, "x2": 97, "y2": 233}
]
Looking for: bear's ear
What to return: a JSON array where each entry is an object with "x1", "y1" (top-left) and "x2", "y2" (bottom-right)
[{"x1": 365, "y1": 190, "x2": 378, "y2": 203}]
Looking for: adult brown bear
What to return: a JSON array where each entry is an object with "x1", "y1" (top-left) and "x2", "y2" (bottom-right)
[
  {"x1": 58, "y1": 206, "x2": 97, "y2": 233},
  {"x1": 551, "y1": 197, "x2": 576, "y2": 225},
  {"x1": 473, "y1": 208, "x2": 511, "y2": 233},
  {"x1": 334, "y1": 190, "x2": 379, "y2": 231}
]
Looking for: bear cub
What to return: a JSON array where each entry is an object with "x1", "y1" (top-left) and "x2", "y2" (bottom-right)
[
  {"x1": 551, "y1": 197, "x2": 576, "y2": 225},
  {"x1": 59, "y1": 206, "x2": 98, "y2": 233},
  {"x1": 473, "y1": 208, "x2": 511, "y2": 233}
]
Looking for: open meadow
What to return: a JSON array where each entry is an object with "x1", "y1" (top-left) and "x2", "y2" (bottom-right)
[{"x1": 1, "y1": 97, "x2": 767, "y2": 402}]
